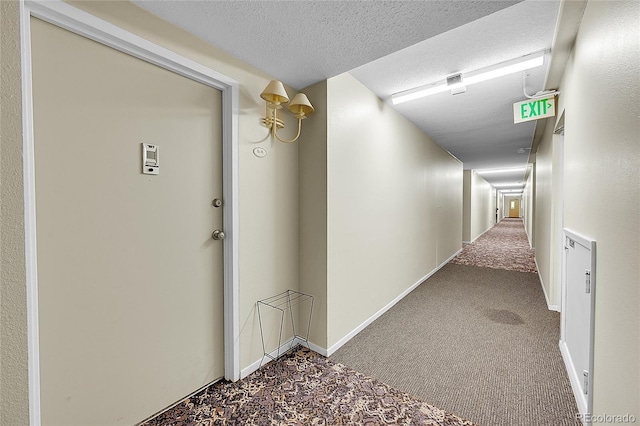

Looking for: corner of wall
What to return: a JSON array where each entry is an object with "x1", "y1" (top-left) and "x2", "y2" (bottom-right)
[
  {"x1": 462, "y1": 170, "x2": 472, "y2": 242},
  {"x1": 298, "y1": 80, "x2": 328, "y2": 350},
  {"x1": 0, "y1": 1, "x2": 31, "y2": 424},
  {"x1": 468, "y1": 171, "x2": 493, "y2": 241}
]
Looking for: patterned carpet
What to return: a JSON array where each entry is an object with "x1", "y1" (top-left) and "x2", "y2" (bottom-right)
[
  {"x1": 141, "y1": 347, "x2": 478, "y2": 426},
  {"x1": 451, "y1": 218, "x2": 537, "y2": 273}
]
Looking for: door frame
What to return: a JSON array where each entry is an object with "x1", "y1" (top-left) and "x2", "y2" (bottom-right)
[{"x1": 20, "y1": 1, "x2": 240, "y2": 423}]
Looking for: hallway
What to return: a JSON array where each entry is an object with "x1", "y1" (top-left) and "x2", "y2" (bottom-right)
[
  {"x1": 331, "y1": 219, "x2": 578, "y2": 426},
  {"x1": 2, "y1": 1, "x2": 637, "y2": 424},
  {"x1": 452, "y1": 218, "x2": 537, "y2": 273}
]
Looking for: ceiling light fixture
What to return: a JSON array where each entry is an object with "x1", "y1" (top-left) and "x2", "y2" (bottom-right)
[
  {"x1": 475, "y1": 167, "x2": 527, "y2": 175},
  {"x1": 391, "y1": 51, "x2": 545, "y2": 105},
  {"x1": 260, "y1": 80, "x2": 314, "y2": 143},
  {"x1": 493, "y1": 183, "x2": 525, "y2": 188}
]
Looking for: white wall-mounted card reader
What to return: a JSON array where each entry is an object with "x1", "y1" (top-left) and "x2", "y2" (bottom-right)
[{"x1": 142, "y1": 143, "x2": 159, "y2": 175}]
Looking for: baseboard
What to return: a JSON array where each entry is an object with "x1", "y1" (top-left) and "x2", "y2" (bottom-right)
[
  {"x1": 241, "y1": 336, "x2": 308, "y2": 379},
  {"x1": 525, "y1": 224, "x2": 533, "y2": 248},
  {"x1": 535, "y1": 258, "x2": 560, "y2": 311},
  {"x1": 323, "y1": 248, "x2": 462, "y2": 357},
  {"x1": 468, "y1": 223, "x2": 495, "y2": 244},
  {"x1": 242, "y1": 249, "x2": 462, "y2": 368},
  {"x1": 306, "y1": 341, "x2": 328, "y2": 357}
]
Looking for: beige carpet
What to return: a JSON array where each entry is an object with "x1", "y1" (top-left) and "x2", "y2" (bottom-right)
[{"x1": 331, "y1": 264, "x2": 580, "y2": 426}]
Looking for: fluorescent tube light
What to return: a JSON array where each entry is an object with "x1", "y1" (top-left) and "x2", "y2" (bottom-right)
[
  {"x1": 493, "y1": 183, "x2": 525, "y2": 188},
  {"x1": 475, "y1": 167, "x2": 527, "y2": 175},
  {"x1": 463, "y1": 55, "x2": 544, "y2": 85},
  {"x1": 392, "y1": 51, "x2": 545, "y2": 105},
  {"x1": 391, "y1": 82, "x2": 455, "y2": 104}
]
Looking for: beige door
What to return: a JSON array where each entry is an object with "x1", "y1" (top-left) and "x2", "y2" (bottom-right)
[
  {"x1": 31, "y1": 18, "x2": 224, "y2": 425},
  {"x1": 509, "y1": 198, "x2": 521, "y2": 218}
]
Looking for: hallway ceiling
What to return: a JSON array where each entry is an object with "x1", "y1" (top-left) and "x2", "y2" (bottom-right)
[{"x1": 134, "y1": 0, "x2": 561, "y2": 187}]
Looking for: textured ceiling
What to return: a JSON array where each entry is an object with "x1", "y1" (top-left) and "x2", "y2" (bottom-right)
[
  {"x1": 134, "y1": 0, "x2": 561, "y2": 187},
  {"x1": 132, "y1": 0, "x2": 519, "y2": 90},
  {"x1": 351, "y1": 0, "x2": 561, "y2": 185}
]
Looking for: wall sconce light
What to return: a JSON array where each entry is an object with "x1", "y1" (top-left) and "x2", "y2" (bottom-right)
[{"x1": 260, "y1": 80, "x2": 314, "y2": 143}]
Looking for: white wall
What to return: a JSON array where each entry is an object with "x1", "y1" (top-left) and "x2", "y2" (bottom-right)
[
  {"x1": 306, "y1": 73, "x2": 463, "y2": 350},
  {"x1": 522, "y1": 165, "x2": 535, "y2": 246},
  {"x1": 463, "y1": 170, "x2": 494, "y2": 242},
  {"x1": 554, "y1": 0, "x2": 639, "y2": 418}
]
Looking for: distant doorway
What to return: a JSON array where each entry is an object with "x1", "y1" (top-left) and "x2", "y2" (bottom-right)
[{"x1": 509, "y1": 199, "x2": 521, "y2": 218}]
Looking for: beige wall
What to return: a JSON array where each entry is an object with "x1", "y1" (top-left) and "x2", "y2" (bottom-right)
[
  {"x1": 31, "y1": 16, "x2": 228, "y2": 424},
  {"x1": 533, "y1": 121, "x2": 559, "y2": 308},
  {"x1": 1, "y1": 4, "x2": 302, "y2": 419},
  {"x1": 324, "y1": 73, "x2": 462, "y2": 348},
  {"x1": 463, "y1": 170, "x2": 493, "y2": 242},
  {"x1": 68, "y1": 0, "x2": 303, "y2": 375},
  {"x1": 472, "y1": 171, "x2": 494, "y2": 241},
  {"x1": 0, "y1": 1, "x2": 30, "y2": 424},
  {"x1": 298, "y1": 80, "x2": 328, "y2": 349},
  {"x1": 556, "y1": 0, "x2": 639, "y2": 417},
  {"x1": 462, "y1": 171, "x2": 472, "y2": 241},
  {"x1": 523, "y1": 165, "x2": 534, "y2": 246},
  {"x1": 497, "y1": 191, "x2": 504, "y2": 220},
  {"x1": 491, "y1": 188, "x2": 497, "y2": 225}
]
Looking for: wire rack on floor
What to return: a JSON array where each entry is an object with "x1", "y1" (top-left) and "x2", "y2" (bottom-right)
[{"x1": 257, "y1": 290, "x2": 314, "y2": 368}]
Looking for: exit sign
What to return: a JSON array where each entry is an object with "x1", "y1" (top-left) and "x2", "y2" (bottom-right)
[{"x1": 513, "y1": 96, "x2": 556, "y2": 123}]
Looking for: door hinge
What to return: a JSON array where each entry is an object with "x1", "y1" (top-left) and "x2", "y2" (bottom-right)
[
  {"x1": 583, "y1": 370, "x2": 589, "y2": 394},
  {"x1": 585, "y1": 270, "x2": 591, "y2": 293}
]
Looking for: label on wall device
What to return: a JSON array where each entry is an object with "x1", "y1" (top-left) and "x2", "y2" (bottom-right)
[{"x1": 513, "y1": 96, "x2": 556, "y2": 124}]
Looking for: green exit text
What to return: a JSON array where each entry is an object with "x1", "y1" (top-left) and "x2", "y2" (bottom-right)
[{"x1": 513, "y1": 96, "x2": 555, "y2": 124}]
